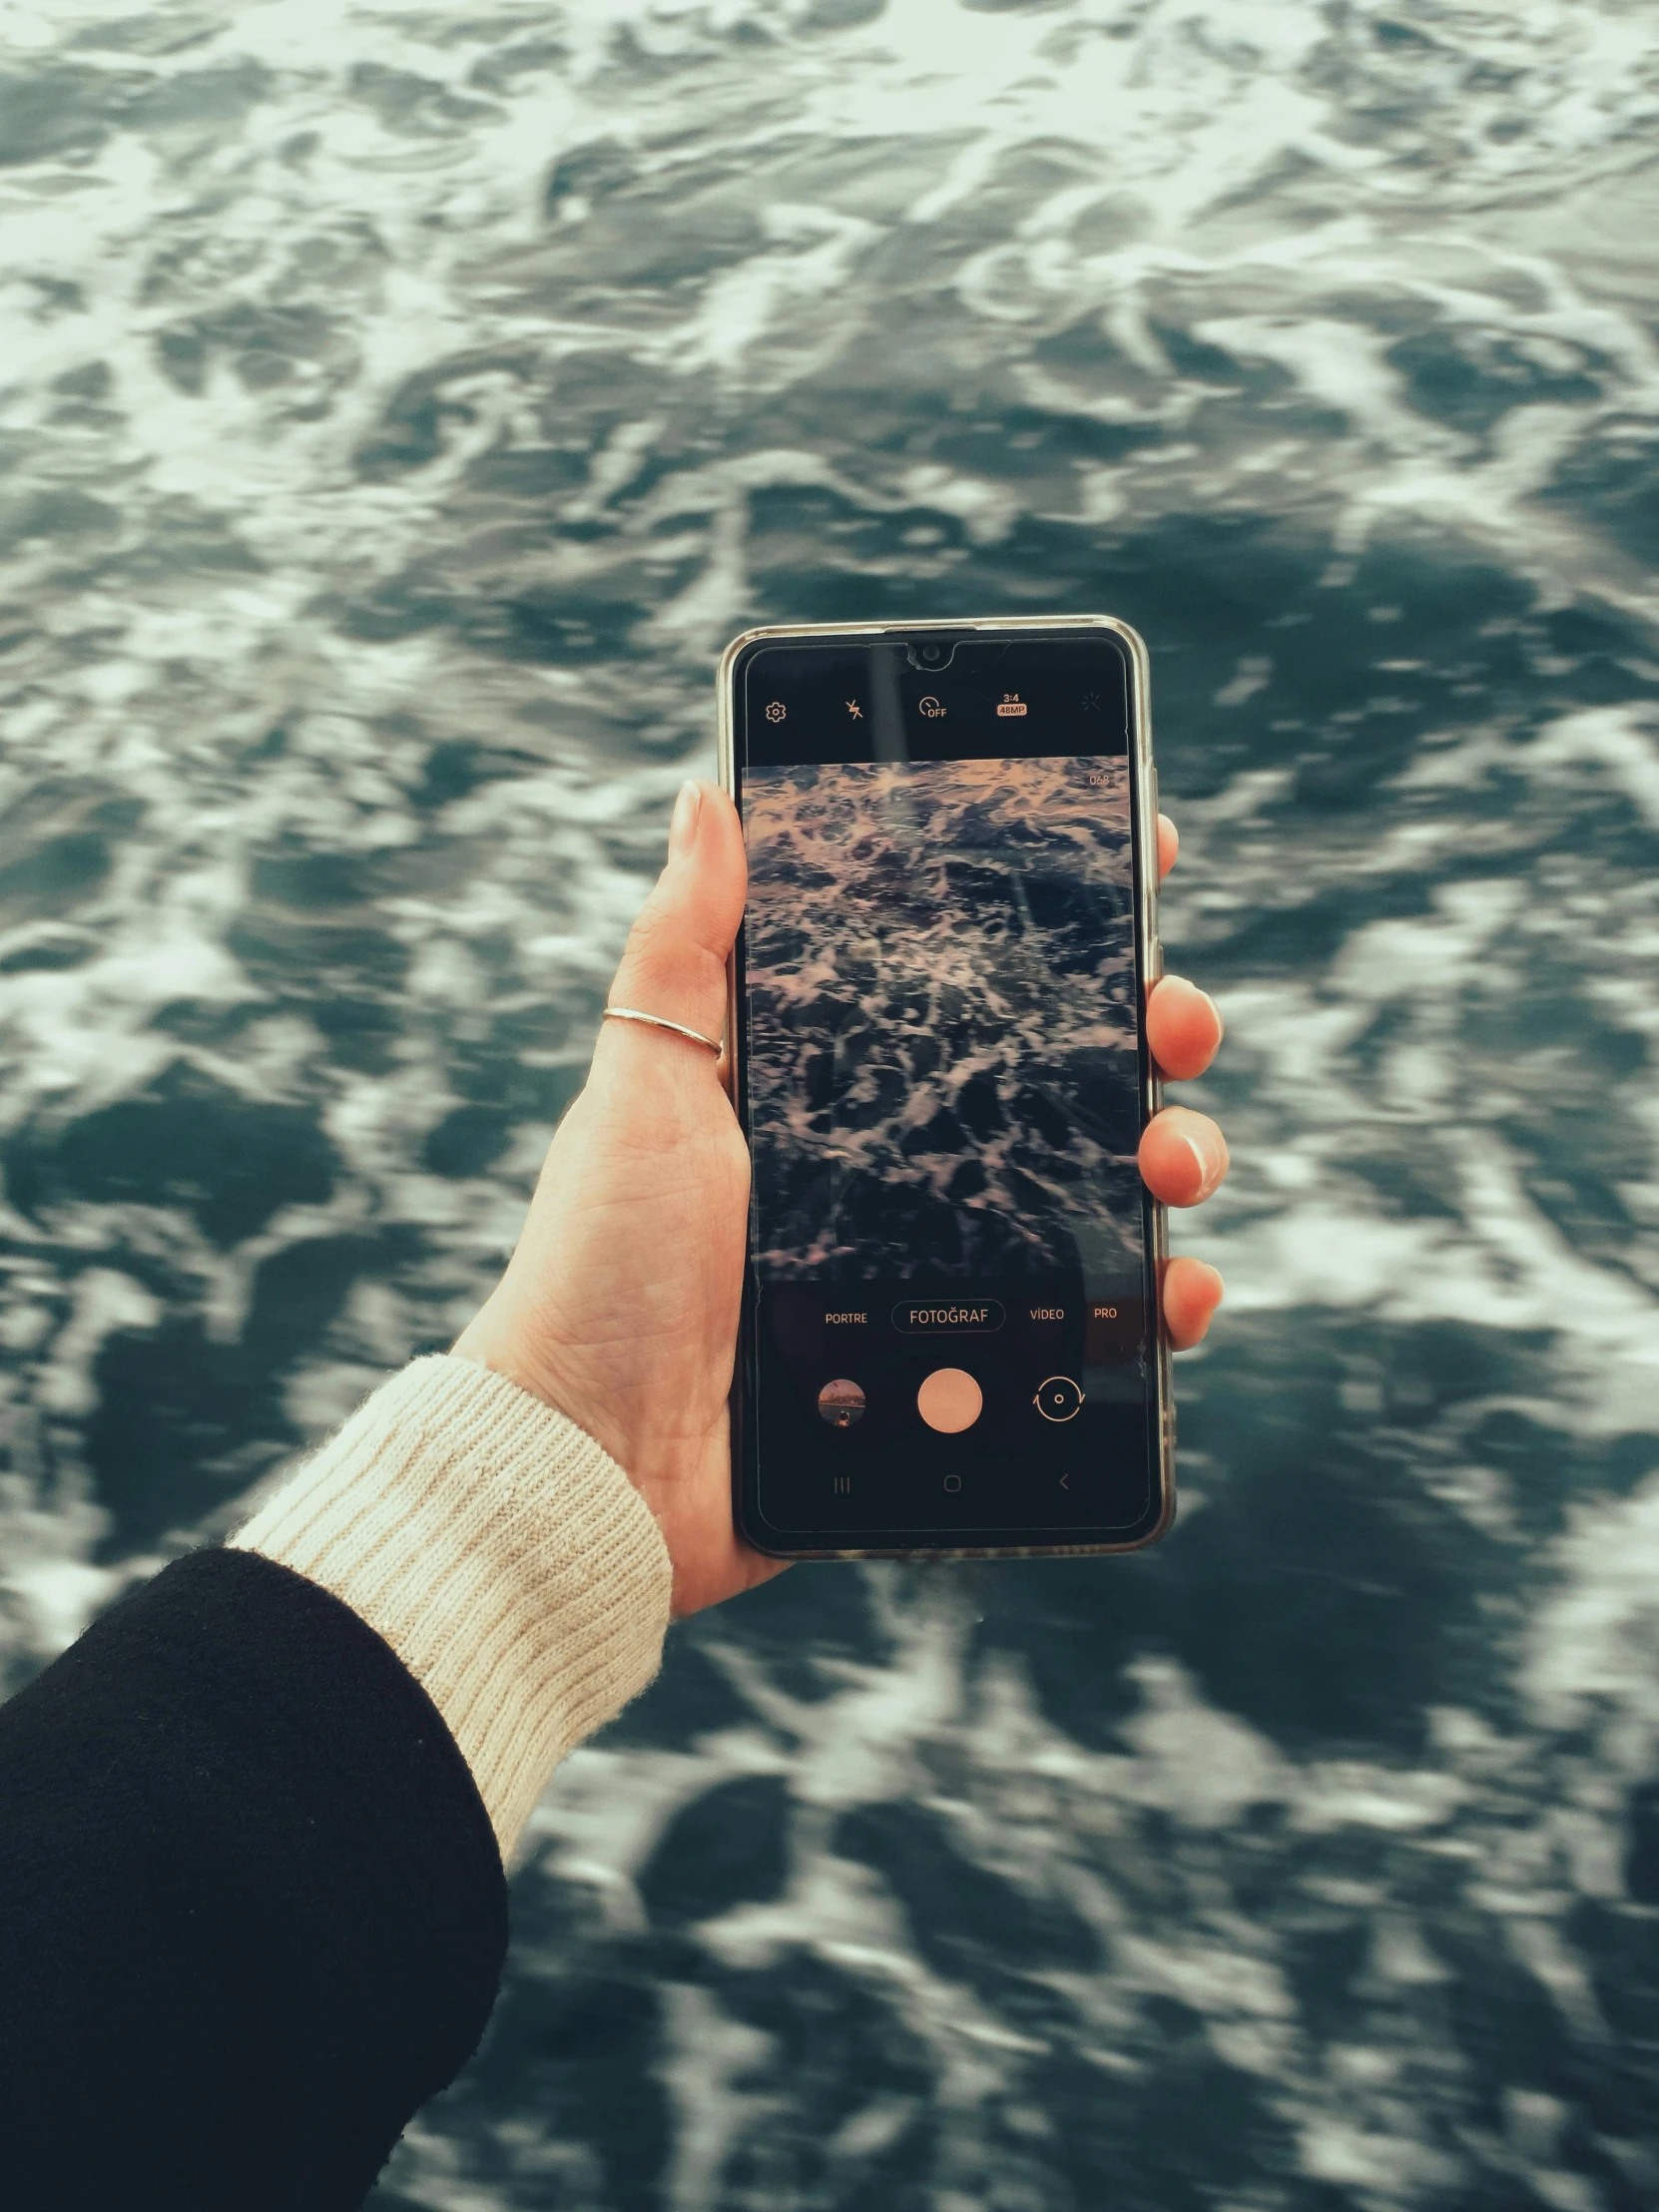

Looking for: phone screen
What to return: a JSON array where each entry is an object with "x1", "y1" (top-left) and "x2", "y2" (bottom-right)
[{"x1": 731, "y1": 631, "x2": 1165, "y2": 1553}]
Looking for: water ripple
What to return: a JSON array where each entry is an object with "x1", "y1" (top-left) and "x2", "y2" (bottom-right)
[{"x1": 1, "y1": 2, "x2": 1656, "y2": 2206}]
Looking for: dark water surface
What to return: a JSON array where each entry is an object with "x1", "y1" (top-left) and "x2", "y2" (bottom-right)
[
  {"x1": 746, "y1": 756, "x2": 1142, "y2": 1282},
  {"x1": 3, "y1": 4, "x2": 1658, "y2": 2207}
]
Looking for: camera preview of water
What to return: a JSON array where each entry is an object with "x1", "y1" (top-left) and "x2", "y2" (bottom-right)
[{"x1": 745, "y1": 757, "x2": 1142, "y2": 1284}]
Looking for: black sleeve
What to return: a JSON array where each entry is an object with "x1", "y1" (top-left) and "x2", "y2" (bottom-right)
[{"x1": 0, "y1": 1546, "x2": 508, "y2": 2212}]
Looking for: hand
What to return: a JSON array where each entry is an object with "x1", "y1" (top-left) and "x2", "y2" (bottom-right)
[{"x1": 453, "y1": 780, "x2": 1229, "y2": 1616}]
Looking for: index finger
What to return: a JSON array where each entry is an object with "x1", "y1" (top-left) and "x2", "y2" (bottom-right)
[{"x1": 1158, "y1": 814, "x2": 1178, "y2": 881}]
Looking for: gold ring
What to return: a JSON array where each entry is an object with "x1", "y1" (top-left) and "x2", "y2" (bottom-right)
[{"x1": 603, "y1": 1005, "x2": 723, "y2": 1054}]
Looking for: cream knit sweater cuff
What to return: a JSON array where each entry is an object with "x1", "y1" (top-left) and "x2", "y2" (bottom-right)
[{"x1": 228, "y1": 1356, "x2": 673, "y2": 1868}]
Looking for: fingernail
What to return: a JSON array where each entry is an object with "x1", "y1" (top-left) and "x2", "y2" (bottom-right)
[
  {"x1": 669, "y1": 779, "x2": 702, "y2": 860},
  {"x1": 1200, "y1": 988, "x2": 1225, "y2": 1041},
  {"x1": 1200, "y1": 1262, "x2": 1225, "y2": 1305},
  {"x1": 1183, "y1": 1133, "x2": 1214, "y2": 1201}
]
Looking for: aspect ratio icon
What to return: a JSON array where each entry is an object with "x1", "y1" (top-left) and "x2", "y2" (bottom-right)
[
  {"x1": 996, "y1": 693, "x2": 1028, "y2": 718},
  {"x1": 766, "y1": 700, "x2": 787, "y2": 723},
  {"x1": 917, "y1": 696, "x2": 946, "y2": 719}
]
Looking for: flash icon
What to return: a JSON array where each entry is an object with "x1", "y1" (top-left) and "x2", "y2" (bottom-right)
[{"x1": 845, "y1": 700, "x2": 863, "y2": 719}]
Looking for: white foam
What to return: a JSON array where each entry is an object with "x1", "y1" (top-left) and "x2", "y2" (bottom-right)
[{"x1": 3, "y1": 4, "x2": 1657, "y2": 2203}]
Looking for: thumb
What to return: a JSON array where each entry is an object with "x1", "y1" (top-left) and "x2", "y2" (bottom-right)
[{"x1": 603, "y1": 779, "x2": 746, "y2": 1057}]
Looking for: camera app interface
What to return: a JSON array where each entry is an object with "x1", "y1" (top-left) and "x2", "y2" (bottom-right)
[{"x1": 743, "y1": 678, "x2": 1157, "y2": 1540}]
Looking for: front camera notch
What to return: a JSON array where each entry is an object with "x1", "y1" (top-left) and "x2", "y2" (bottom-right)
[{"x1": 906, "y1": 638, "x2": 956, "y2": 672}]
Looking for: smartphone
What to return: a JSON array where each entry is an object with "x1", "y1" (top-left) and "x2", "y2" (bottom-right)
[{"x1": 718, "y1": 617, "x2": 1172, "y2": 1560}]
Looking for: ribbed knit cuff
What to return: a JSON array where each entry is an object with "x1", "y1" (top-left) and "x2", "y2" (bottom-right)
[{"x1": 228, "y1": 1356, "x2": 673, "y2": 1867}]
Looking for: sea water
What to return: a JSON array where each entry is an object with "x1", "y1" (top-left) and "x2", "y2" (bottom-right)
[
  {"x1": 744, "y1": 755, "x2": 1142, "y2": 1281},
  {"x1": 0, "y1": 3, "x2": 1656, "y2": 2206}
]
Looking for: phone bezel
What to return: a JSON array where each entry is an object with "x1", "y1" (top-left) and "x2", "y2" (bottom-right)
[{"x1": 718, "y1": 615, "x2": 1174, "y2": 1559}]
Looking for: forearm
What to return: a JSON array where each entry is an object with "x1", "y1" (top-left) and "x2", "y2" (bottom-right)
[
  {"x1": 0, "y1": 1357, "x2": 673, "y2": 2208},
  {"x1": 228, "y1": 1355, "x2": 673, "y2": 1865},
  {"x1": 0, "y1": 1545, "x2": 508, "y2": 2210}
]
